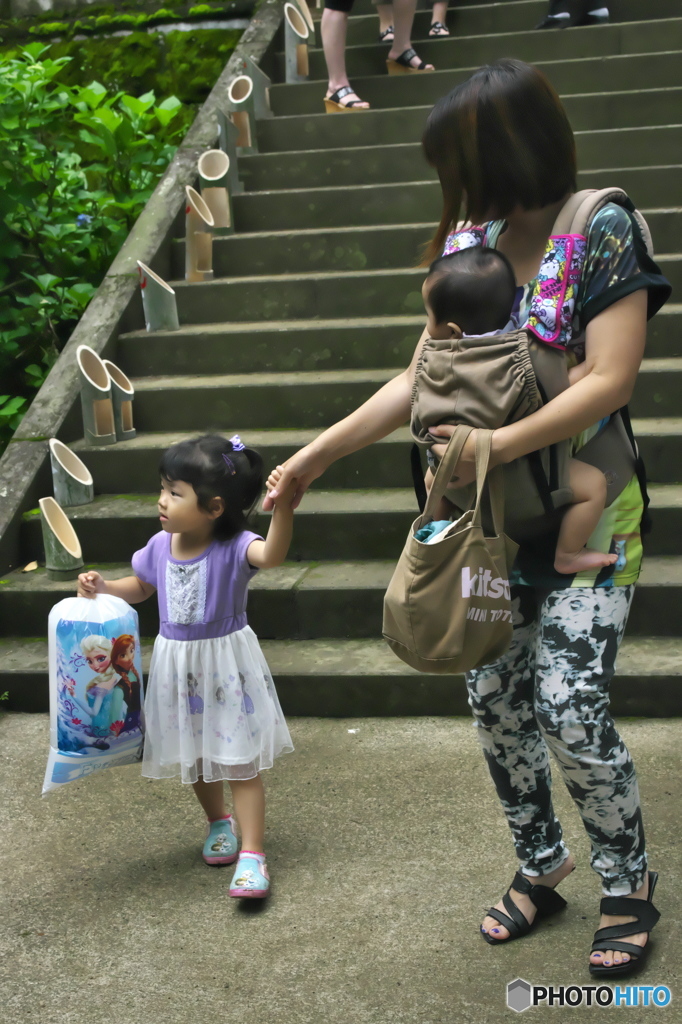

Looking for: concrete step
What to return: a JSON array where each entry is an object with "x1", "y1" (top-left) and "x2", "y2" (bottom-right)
[
  {"x1": 270, "y1": 51, "x2": 682, "y2": 116},
  {"x1": 235, "y1": 125, "x2": 679, "y2": 193},
  {"x1": 118, "y1": 305, "x2": 682, "y2": 380},
  {"x1": 167, "y1": 261, "x2": 680, "y2": 327},
  {"x1": 171, "y1": 210, "x2": 680, "y2": 279},
  {"x1": 256, "y1": 89, "x2": 682, "y2": 155},
  {"x1": 634, "y1": 417, "x2": 682, "y2": 482},
  {"x1": 232, "y1": 168, "x2": 681, "y2": 232},
  {"x1": 3, "y1": 634, "x2": 681, "y2": 716},
  {"x1": 274, "y1": 19, "x2": 682, "y2": 81},
  {"x1": 4, "y1": 556, "x2": 682, "y2": 640},
  {"x1": 338, "y1": 0, "x2": 682, "y2": 49}
]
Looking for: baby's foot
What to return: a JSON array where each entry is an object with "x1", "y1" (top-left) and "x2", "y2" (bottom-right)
[
  {"x1": 481, "y1": 854, "x2": 575, "y2": 941},
  {"x1": 554, "y1": 549, "x2": 618, "y2": 575}
]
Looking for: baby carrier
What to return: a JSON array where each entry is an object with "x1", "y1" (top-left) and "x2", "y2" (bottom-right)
[{"x1": 410, "y1": 188, "x2": 652, "y2": 543}]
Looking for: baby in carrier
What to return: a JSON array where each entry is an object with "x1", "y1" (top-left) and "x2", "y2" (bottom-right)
[{"x1": 421, "y1": 247, "x2": 618, "y2": 575}]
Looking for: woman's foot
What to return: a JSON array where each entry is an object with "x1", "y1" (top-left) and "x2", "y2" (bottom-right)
[
  {"x1": 324, "y1": 85, "x2": 369, "y2": 111},
  {"x1": 554, "y1": 549, "x2": 618, "y2": 574},
  {"x1": 429, "y1": 21, "x2": 450, "y2": 36},
  {"x1": 386, "y1": 46, "x2": 434, "y2": 72},
  {"x1": 379, "y1": 24, "x2": 394, "y2": 42},
  {"x1": 589, "y1": 875, "x2": 650, "y2": 969},
  {"x1": 481, "y1": 854, "x2": 576, "y2": 940}
]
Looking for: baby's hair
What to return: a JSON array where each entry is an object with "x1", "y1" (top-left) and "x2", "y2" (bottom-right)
[
  {"x1": 159, "y1": 434, "x2": 263, "y2": 540},
  {"x1": 426, "y1": 246, "x2": 516, "y2": 335}
]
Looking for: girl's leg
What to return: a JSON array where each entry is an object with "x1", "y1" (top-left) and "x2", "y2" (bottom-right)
[
  {"x1": 467, "y1": 586, "x2": 574, "y2": 939},
  {"x1": 192, "y1": 777, "x2": 227, "y2": 820},
  {"x1": 388, "y1": 0, "x2": 434, "y2": 69},
  {"x1": 555, "y1": 461, "x2": 618, "y2": 574},
  {"x1": 228, "y1": 774, "x2": 266, "y2": 853},
  {"x1": 533, "y1": 586, "x2": 649, "y2": 967}
]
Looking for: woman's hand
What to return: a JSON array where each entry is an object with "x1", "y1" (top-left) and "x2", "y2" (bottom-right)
[
  {"x1": 429, "y1": 426, "x2": 482, "y2": 487},
  {"x1": 263, "y1": 445, "x2": 328, "y2": 512}
]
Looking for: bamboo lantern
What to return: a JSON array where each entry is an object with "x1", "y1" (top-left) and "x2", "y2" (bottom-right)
[
  {"x1": 198, "y1": 150, "x2": 233, "y2": 236},
  {"x1": 234, "y1": 54, "x2": 273, "y2": 120},
  {"x1": 102, "y1": 360, "x2": 136, "y2": 442},
  {"x1": 137, "y1": 261, "x2": 180, "y2": 332},
  {"x1": 49, "y1": 439, "x2": 94, "y2": 507},
  {"x1": 39, "y1": 497, "x2": 84, "y2": 581},
  {"x1": 284, "y1": 3, "x2": 310, "y2": 84},
  {"x1": 76, "y1": 345, "x2": 116, "y2": 447},
  {"x1": 185, "y1": 186, "x2": 215, "y2": 283},
  {"x1": 216, "y1": 110, "x2": 244, "y2": 196},
  {"x1": 226, "y1": 75, "x2": 257, "y2": 155}
]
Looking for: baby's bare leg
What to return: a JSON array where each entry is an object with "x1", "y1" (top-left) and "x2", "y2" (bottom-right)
[
  {"x1": 424, "y1": 467, "x2": 454, "y2": 520},
  {"x1": 554, "y1": 460, "x2": 618, "y2": 574}
]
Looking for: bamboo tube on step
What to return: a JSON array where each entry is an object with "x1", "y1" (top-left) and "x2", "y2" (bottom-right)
[
  {"x1": 198, "y1": 150, "x2": 233, "y2": 236},
  {"x1": 185, "y1": 186, "x2": 215, "y2": 283},
  {"x1": 49, "y1": 439, "x2": 94, "y2": 507},
  {"x1": 39, "y1": 497, "x2": 84, "y2": 581},
  {"x1": 284, "y1": 3, "x2": 310, "y2": 83}
]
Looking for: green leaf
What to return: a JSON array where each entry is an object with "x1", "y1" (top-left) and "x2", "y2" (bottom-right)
[{"x1": 76, "y1": 80, "x2": 107, "y2": 110}]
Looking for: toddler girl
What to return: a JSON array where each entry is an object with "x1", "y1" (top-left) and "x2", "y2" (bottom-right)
[
  {"x1": 77, "y1": 433, "x2": 296, "y2": 898},
  {"x1": 421, "y1": 247, "x2": 618, "y2": 575}
]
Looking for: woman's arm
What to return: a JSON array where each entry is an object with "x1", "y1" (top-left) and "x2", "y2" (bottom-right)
[
  {"x1": 431, "y1": 289, "x2": 648, "y2": 484},
  {"x1": 263, "y1": 327, "x2": 429, "y2": 510}
]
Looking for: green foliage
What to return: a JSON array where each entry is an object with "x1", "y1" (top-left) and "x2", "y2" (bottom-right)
[{"x1": 0, "y1": 45, "x2": 188, "y2": 451}]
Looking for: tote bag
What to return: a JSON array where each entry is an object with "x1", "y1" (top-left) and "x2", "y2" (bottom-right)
[{"x1": 383, "y1": 426, "x2": 518, "y2": 674}]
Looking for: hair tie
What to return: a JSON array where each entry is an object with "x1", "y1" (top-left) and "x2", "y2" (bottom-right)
[
  {"x1": 229, "y1": 434, "x2": 245, "y2": 451},
  {"x1": 222, "y1": 453, "x2": 236, "y2": 474}
]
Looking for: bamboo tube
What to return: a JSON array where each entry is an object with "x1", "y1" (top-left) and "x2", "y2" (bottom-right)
[
  {"x1": 49, "y1": 439, "x2": 94, "y2": 507},
  {"x1": 226, "y1": 75, "x2": 256, "y2": 155},
  {"x1": 284, "y1": 3, "x2": 309, "y2": 83},
  {"x1": 216, "y1": 110, "x2": 244, "y2": 195},
  {"x1": 137, "y1": 261, "x2": 180, "y2": 332},
  {"x1": 185, "y1": 186, "x2": 215, "y2": 283},
  {"x1": 234, "y1": 54, "x2": 273, "y2": 120},
  {"x1": 102, "y1": 360, "x2": 136, "y2": 442},
  {"x1": 76, "y1": 345, "x2": 116, "y2": 446},
  {"x1": 39, "y1": 497, "x2": 84, "y2": 581},
  {"x1": 198, "y1": 150, "x2": 233, "y2": 235}
]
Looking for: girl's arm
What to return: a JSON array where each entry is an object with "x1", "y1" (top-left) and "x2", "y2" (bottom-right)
[
  {"x1": 77, "y1": 571, "x2": 156, "y2": 603},
  {"x1": 263, "y1": 327, "x2": 430, "y2": 510},
  {"x1": 247, "y1": 479, "x2": 298, "y2": 569},
  {"x1": 431, "y1": 289, "x2": 648, "y2": 484}
]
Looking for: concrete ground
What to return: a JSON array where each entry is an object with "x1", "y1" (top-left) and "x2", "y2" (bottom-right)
[{"x1": 0, "y1": 714, "x2": 680, "y2": 1024}]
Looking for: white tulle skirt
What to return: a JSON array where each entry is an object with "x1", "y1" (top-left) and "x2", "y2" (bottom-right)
[{"x1": 142, "y1": 626, "x2": 293, "y2": 783}]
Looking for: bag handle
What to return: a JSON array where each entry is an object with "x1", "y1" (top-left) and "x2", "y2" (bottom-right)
[
  {"x1": 425, "y1": 426, "x2": 504, "y2": 536},
  {"x1": 423, "y1": 424, "x2": 474, "y2": 520}
]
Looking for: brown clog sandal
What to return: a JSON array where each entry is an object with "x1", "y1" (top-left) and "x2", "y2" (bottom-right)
[
  {"x1": 323, "y1": 85, "x2": 370, "y2": 113},
  {"x1": 386, "y1": 48, "x2": 435, "y2": 75}
]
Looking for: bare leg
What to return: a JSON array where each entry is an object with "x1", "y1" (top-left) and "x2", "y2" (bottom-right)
[
  {"x1": 192, "y1": 778, "x2": 227, "y2": 820},
  {"x1": 321, "y1": 8, "x2": 370, "y2": 106},
  {"x1": 554, "y1": 460, "x2": 618, "y2": 574},
  {"x1": 430, "y1": 0, "x2": 449, "y2": 32},
  {"x1": 388, "y1": 0, "x2": 434, "y2": 68},
  {"x1": 376, "y1": 2, "x2": 394, "y2": 35},
  {"x1": 424, "y1": 467, "x2": 454, "y2": 521},
  {"x1": 228, "y1": 775, "x2": 266, "y2": 853}
]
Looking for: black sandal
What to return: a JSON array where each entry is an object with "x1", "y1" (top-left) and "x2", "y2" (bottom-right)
[
  {"x1": 386, "y1": 48, "x2": 434, "y2": 75},
  {"x1": 481, "y1": 871, "x2": 568, "y2": 945},
  {"x1": 429, "y1": 21, "x2": 450, "y2": 36},
  {"x1": 378, "y1": 25, "x2": 394, "y2": 42},
  {"x1": 323, "y1": 86, "x2": 369, "y2": 113},
  {"x1": 589, "y1": 871, "x2": 660, "y2": 977},
  {"x1": 536, "y1": 0, "x2": 609, "y2": 29}
]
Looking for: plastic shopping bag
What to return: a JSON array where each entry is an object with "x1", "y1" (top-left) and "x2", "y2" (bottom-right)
[{"x1": 42, "y1": 594, "x2": 145, "y2": 795}]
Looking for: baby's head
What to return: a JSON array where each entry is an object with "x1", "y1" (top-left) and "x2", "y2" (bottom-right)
[
  {"x1": 158, "y1": 434, "x2": 263, "y2": 540},
  {"x1": 423, "y1": 246, "x2": 516, "y2": 340}
]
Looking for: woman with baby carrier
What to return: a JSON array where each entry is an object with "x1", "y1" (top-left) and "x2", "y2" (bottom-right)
[{"x1": 265, "y1": 59, "x2": 670, "y2": 974}]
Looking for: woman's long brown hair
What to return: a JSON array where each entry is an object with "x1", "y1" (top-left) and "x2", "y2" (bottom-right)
[{"x1": 421, "y1": 59, "x2": 577, "y2": 265}]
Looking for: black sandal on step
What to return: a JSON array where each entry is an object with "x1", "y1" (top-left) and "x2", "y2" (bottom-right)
[
  {"x1": 481, "y1": 871, "x2": 568, "y2": 945},
  {"x1": 386, "y1": 48, "x2": 434, "y2": 75},
  {"x1": 429, "y1": 21, "x2": 450, "y2": 35},
  {"x1": 589, "y1": 871, "x2": 660, "y2": 977},
  {"x1": 378, "y1": 25, "x2": 394, "y2": 42},
  {"x1": 323, "y1": 86, "x2": 369, "y2": 113}
]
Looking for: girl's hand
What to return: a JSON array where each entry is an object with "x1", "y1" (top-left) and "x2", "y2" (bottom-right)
[
  {"x1": 429, "y1": 426, "x2": 480, "y2": 487},
  {"x1": 272, "y1": 476, "x2": 299, "y2": 510},
  {"x1": 263, "y1": 445, "x2": 327, "y2": 512},
  {"x1": 77, "y1": 571, "x2": 106, "y2": 599}
]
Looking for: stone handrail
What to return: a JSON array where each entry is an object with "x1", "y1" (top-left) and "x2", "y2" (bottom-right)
[{"x1": 0, "y1": 0, "x2": 285, "y2": 574}]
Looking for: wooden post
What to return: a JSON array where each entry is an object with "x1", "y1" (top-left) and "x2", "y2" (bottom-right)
[
  {"x1": 49, "y1": 439, "x2": 94, "y2": 508},
  {"x1": 185, "y1": 185, "x2": 215, "y2": 283},
  {"x1": 198, "y1": 149, "x2": 234, "y2": 236},
  {"x1": 226, "y1": 75, "x2": 257, "y2": 156},
  {"x1": 234, "y1": 54, "x2": 273, "y2": 120},
  {"x1": 137, "y1": 261, "x2": 180, "y2": 332},
  {"x1": 284, "y1": 3, "x2": 309, "y2": 84},
  {"x1": 216, "y1": 109, "x2": 244, "y2": 196},
  {"x1": 39, "y1": 497, "x2": 84, "y2": 581}
]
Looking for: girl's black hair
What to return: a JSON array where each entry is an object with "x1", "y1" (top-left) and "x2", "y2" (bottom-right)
[
  {"x1": 159, "y1": 434, "x2": 263, "y2": 540},
  {"x1": 426, "y1": 246, "x2": 516, "y2": 334}
]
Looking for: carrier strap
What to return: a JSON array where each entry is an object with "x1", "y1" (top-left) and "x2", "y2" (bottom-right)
[
  {"x1": 618, "y1": 405, "x2": 652, "y2": 537},
  {"x1": 526, "y1": 450, "x2": 555, "y2": 517},
  {"x1": 411, "y1": 443, "x2": 428, "y2": 513}
]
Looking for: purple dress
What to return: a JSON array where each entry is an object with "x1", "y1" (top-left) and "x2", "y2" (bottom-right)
[{"x1": 132, "y1": 530, "x2": 293, "y2": 784}]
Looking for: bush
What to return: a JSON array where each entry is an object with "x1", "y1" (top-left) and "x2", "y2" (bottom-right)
[{"x1": 0, "y1": 44, "x2": 188, "y2": 450}]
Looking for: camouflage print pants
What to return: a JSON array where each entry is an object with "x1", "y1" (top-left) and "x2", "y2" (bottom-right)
[{"x1": 466, "y1": 584, "x2": 647, "y2": 896}]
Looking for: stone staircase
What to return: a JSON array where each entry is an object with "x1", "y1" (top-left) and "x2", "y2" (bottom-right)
[{"x1": 2, "y1": 0, "x2": 681, "y2": 715}]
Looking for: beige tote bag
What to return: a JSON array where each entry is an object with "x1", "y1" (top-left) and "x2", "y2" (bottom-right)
[{"x1": 383, "y1": 426, "x2": 518, "y2": 674}]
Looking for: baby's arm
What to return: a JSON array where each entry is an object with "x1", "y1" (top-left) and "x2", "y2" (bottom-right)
[
  {"x1": 567, "y1": 361, "x2": 590, "y2": 387},
  {"x1": 77, "y1": 571, "x2": 156, "y2": 603},
  {"x1": 248, "y1": 478, "x2": 297, "y2": 570}
]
